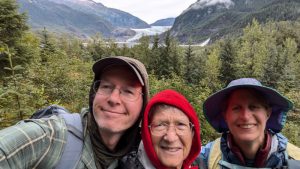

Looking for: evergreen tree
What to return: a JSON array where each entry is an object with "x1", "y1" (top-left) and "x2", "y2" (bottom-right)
[
  {"x1": 0, "y1": 46, "x2": 36, "y2": 127},
  {"x1": 184, "y1": 40, "x2": 194, "y2": 83},
  {"x1": 262, "y1": 42, "x2": 281, "y2": 88},
  {"x1": 152, "y1": 34, "x2": 159, "y2": 50},
  {"x1": 58, "y1": 35, "x2": 85, "y2": 59},
  {"x1": 40, "y1": 27, "x2": 56, "y2": 63},
  {"x1": 234, "y1": 19, "x2": 268, "y2": 79},
  {"x1": 120, "y1": 44, "x2": 130, "y2": 56},
  {"x1": 219, "y1": 39, "x2": 236, "y2": 85},
  {"x1": 170, "y1": 39, "x2": 181, "y2": 77},
  {"x1": 0, "y1": 0, "x2": 28, "y2": 77},
  {"x1": 88, "y1": 33, "x2": 106, "y2": 61},
  {"x1": 0, "y1": 0, "x2": 28, "y2": 47},
  {"x1": 155, "y1": 31, "x2": 181, "y2": 79},
  {"x1": 201, "y1": 47, "x2": 222, "y2": 92},
  {"x1": 148, "y1": 34, "x2": 160, "y2": 73},
  {"x1": 2, "y1": 46, "x2": 23, "y2": 120},
  {"x1": 260, "y1": 22, "x2": 282, "y2": 88},
  {"x1": 278, "y1": 38, "x2": 299, "y2": 92},
  {"x1": 106, "y1": 39, "x2": 119, "y2": 56},
  {"x1": 157, "y1": 31, "x2": 173, "y2": 79},
  {"x1": 132, "y1": 36, "x2": 151, "y2": 67}
]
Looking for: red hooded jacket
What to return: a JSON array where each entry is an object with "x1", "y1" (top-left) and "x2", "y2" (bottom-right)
[{"x1": 141, "y1": 89, "x2": 201, "y2": 169}]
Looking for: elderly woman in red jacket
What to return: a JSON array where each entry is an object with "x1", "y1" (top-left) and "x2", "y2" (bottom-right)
[{"x1": 119, "y1": 89, "x2": 202, "y2": 169}]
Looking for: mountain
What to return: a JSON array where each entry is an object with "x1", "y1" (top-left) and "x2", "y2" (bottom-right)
[
  {"x1": 151, "y1": 18, "x2": 175, "y2": 26},
  {"x1": 170, "y1": 0, "x2": 300, "y2": 43},
  {"x1": 17, "y1": 0, "x2": 150, "y2": 38}
]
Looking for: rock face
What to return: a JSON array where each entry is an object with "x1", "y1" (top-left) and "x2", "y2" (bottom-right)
[
  {"x1": 170, "y1": 0, "x2": 300, "y2": 43},
  {"x1": 17, "y1": 0, "x2": 150, "y2": 38}
]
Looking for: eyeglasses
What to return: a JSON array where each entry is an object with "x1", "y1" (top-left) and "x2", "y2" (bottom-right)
[
  {"x1": 93, "y1": 80, "x2": 143, "y2": 102},
  {"x1": 148, "y1": 122, "x2": 194, "y2": 136}
]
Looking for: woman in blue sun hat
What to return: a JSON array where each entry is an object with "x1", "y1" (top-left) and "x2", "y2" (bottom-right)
[{"x1": 199, "y1": 78, "x2": 300, "y2": 169}]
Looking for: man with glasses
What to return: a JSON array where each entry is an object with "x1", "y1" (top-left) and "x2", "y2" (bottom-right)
[
  {"x1": 119, "y1": 89, "x2": 203, "y2": 169},
  {"x1": 0, "y1": 56, "x2": 149, "y2": 169}
]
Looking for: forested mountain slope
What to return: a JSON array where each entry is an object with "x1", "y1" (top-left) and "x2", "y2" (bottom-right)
[
  {"x1": 171, "y1": 0, "x2": 300, "y2": 43},
  {"x1": 17, "y1": 0, "x2": 149, "y2": 38}
]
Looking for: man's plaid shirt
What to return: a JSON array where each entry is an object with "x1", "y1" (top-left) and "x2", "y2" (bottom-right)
[{"x1": 0, "y1": 110, "x2": 98, "y2": 169}]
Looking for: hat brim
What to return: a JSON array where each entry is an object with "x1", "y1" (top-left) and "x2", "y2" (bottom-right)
[
  {"x1": 92, "y1": 56, "x2": 144, "y2": 86},
  {"x1": 203, "y1": 84, "x2": 293, "y2": 133}
]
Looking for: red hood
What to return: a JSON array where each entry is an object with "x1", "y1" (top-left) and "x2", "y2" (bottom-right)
[{"x1": 141, "y1": 89, "x2": 201, "y2": 169}]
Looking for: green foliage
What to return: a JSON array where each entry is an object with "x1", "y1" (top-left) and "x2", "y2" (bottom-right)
[
  {"x1": 282, "y1": 121, "x2": 300, "y2": 146},
  {"x1": 131, "y1": 36, "x2": 151, "y2": 66},
  {"x1": 234, "y1": 19, "x2": 264, "y2": 78},
  {"x1": 219, "y1": 39, "x2": 236, "y2": 85},
  {"x1": 0, "y1": 4, "x2": 299, "y2": 147},
  {"x1": 148, "y1": 35, "x2": 161, "y2": 73},
  {"x1": 155, "y1": 31, "x2": 181, "y2": 79},
  {"x1": 0, "y1": 46, "x2": 34, "y2": 127},
  {"x1": 200, "y1": 46, "x2": 223, "y2": 92},
  {"x1": 27, "y1": 31, "x2": 93, "y2": 111},
  {"x1": 0, "y1": 0, "x2": 29, "y2": 78},
  {"x1": 0, "y1": 0, "x2": 28, "y2": 46},
  {"x1": 105, "y1": 39, "x2": 120, "y2": 56},
  {"x1": 0, "y1": 29, "x2": 93, "y2": 128},
  {"x1": 156, "y1": 31, "x2": 173, "y2": 78},
  {"x1": 183, "y1": 40, "x2": 194, "y2": 83},
  {"x1": 40, "y1": 28, "x2": 57, "y2": 63},
  {"x1": 87, "y1": 33, "x2": 106, "y2": 61},
  {"x1": 277, "y1": 38, "x2": 299, "y2": 92}
]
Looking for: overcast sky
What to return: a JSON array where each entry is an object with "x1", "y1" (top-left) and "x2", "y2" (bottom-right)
[{"x1": 93, "y1": 0, "x2": 197, "y2": 24}]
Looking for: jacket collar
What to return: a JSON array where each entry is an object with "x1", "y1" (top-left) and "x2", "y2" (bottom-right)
[
  {"x1": 81, "y1": 109, "x2": 97, "y2": 169},
  {"x1": 137, "y1": 142, "x2": 156, "y2": 169},
  {"x1": 220, "y1": 131, "x2": 288, "y2": 168},
  {"x1": 227, "y1": 131, "x2": 272, "y2": 167}
]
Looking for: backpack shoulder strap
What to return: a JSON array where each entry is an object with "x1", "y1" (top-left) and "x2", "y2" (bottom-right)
[
  {"x1": 31, "y1": 105, "x2": 84, "y2": 169},
  {"x1": 59, "y1": 113, "x2": 83, "y2": 140},
  {"x1": 55, "y1": 112, "x2": 83, "y2": 169},
  {"x1": 208, "y1": 137, "x2": 222, "y2": 169},
  {"x1": 286, "y1": 142, "x2": 300, "y2": 160}
]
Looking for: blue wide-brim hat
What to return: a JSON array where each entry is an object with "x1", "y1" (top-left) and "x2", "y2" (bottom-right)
[{"x1": 203, "y1": 78, "x2": 293, "y2": 133}]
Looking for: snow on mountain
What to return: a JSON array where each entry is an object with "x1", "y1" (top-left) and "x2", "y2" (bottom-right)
[{"x1": 185, "y1": 0, "x2": 234, "y2": 12}]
